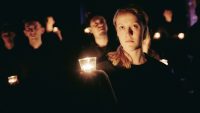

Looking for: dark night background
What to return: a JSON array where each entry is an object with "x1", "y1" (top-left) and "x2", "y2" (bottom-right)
[{"x1": 0, "y1": 0, "x2": 188, "y2": 43}]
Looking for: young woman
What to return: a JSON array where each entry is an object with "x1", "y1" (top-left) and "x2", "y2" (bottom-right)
[{"x1": 107, "y1": 6, "x2": 188, "y2": 113}]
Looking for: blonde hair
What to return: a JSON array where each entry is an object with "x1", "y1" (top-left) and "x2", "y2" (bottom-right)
[{"x1": 108, "y1": 6, "x2": 150, "y2": 69}]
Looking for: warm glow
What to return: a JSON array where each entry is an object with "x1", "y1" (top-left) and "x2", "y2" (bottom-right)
[
  {"x1": 160, "y1": 59, "x2": 168, "y2": 65},
  {"x1": 153, "y1": 32, "x2": 161, "y2": 39},
  {"x1": 84, "y1": 27, "x2": 91, "y2": 34},
  {"x1": 82, "y1": 63, "x2": 94, "y2": 72},
  {"x1": 79, "y1": 57, "x2": 96, "y2": 72},
  {"x1": 8, "y1": 75, "x2": 19, "y2": 85},
  {"x1": 178, "y1": 33, "x2": 185, "y2": 40},
  {"x1": 53, "y1": 27, "x2": 59, "y2": 32}
]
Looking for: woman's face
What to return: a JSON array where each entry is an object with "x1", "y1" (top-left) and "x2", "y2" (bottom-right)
[{"x1": 115, "y1": 12, "x2": 143, "y2": 52}]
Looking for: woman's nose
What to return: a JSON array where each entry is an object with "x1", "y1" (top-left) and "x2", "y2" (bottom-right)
[{"x1": 128, "y1": 27, "x2": 133, "y2": 35}]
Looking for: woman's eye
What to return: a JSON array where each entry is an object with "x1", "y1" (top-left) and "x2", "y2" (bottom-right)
[
  {"x1": 119, "y1": 26, "x2": 125, "y2": 30},
  {"x1": 133, "y1": 24, "x2": 139, "y2": 29}
]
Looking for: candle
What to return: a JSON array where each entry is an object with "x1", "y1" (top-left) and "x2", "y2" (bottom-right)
[
  {"x1": 8, "y1": 75, "x2": 19, "y2": 85},
  {"x1": 78, "y1": 57, "x2": 96, "y2": 72}
]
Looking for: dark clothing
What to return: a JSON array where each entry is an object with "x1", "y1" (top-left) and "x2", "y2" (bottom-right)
[
  {"x1": 0, "y1": 46, "x2": 21, "y2": 79},
  {"x1": 0, "y1": 47, "x2": 18, "y2": 69},
  {"x1": 69, "y1": 37, "x2": 118, "y2": 113},
  {"x1": 184, "y1": 20, "x2": 200, "y2": 106},
  {"x1": 13, "y1": 34, "x2": 71, "y2": 113},
  {"x1": 0, "y1": 45, "x2": 22, "y2": 86},
  {"x1": 19, "y1": 33, "x2": 62, "y2": 86},
  {"x1": 0, "y1": 44, "x2": 24, "y2": 113},
  {"x1": 158, "y1": 21, "x2": 177, "y2": 39},
  {"x1": 109, "y1": 54, "x2": 189, "y2": 113},
  {"x1": 72, "y1": 70, "x2": 117, "y2": 113},
  {"x1": 186, "y1": 21, "x2": 200, "y2": 58}
]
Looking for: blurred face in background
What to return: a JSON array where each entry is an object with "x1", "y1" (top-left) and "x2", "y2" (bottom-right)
[
  {"x1": 1, "y1": 32, "x2": 15, "y2": 43},
  {"x1": 163, "y1": 9, "x2": 173, "y2": 23},
  {"x1": 90, "y1": 16, "x2": 108, "y2": 38},
  {"x1": 46, "y1": 16, "x2": 55, "y2": 32},
  {"x1": 115, "y1": 12, "x2": 142, "y2": 52},
  {"x1": 1, "y1": 31, "x2": 16, "y2": 49},
  {"x1": 24, "y1": 21, "x2": 45, "y2": 40}
]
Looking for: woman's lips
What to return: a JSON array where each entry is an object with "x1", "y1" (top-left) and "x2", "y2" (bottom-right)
[{"x1": 125, "y1": 40, "x2": 134, "y2": 43}]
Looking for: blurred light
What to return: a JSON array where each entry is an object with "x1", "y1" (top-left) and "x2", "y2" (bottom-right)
[
  {"x1": 53, "y1": 27, "x2": 58, "y2": 32},
  {"x1": 180, "y1": 78, "x2": 186, "y2": 82},
  {"x1": 178, "y1": 33, "x2": 185, "y2": 40},
  {"x1": 8, "y1": 75, "x2": 19, "y2": 85},
  {"x1": 160, "y1": 59, "x2": 168, "y2": 65},
  {"x1": 84, "y1": 27, "x2": 91, "y2": 34},
  {"x1": 188, "y1": 90, "x2": 195, "y2": 94},
  {"x1": 153, "y1": 32, "x2": 161, "y2": 39},
  {"x1": 79, "y1": 57, "x2": 96, "y2": 72}
]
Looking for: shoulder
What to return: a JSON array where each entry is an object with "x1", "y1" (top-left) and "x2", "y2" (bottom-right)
[
  {"x1": 145, "y1": 53, "x2": 172, "y2": 76},
  {"x1": 43, "y1": 33, "x2": 60, "y2": 45},
  {"x1": 146, "y1": 54, "x2": 167, "y2": 68}
]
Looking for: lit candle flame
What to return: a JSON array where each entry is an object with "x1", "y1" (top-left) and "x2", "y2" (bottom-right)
[
  {"x1": 153, "y1": 32, "x2": 161, "y2": 39},
  {"x1": 8, "y1": 75, "x2": 19, "y2": 85},
  {"x1": 79, "y1": 57, "x2": 96, "y2": 72},
  {"x1": 53, "y1": 27, "x2": 58, "y2": 32},
  {"x1": 178, "y1": 33, "x2": 185, "y2": 40},
  {"x1": 82, "y1": 63, "x2": 94, "y2": 72}
]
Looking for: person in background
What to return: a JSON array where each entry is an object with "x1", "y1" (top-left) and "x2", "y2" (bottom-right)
[
  {"x1": 0, "y1": 23, "x2": 21, "y2": 82},
  {"x1": 0, "y1": 23, "x2": 22, "y2": 113},
  {"x1": 79, "y1": 15, "x2": 118, "y2": 73},
  {"x1": 46, "y1": 16, "x2": 63, "y2": 41},
  {"x1": 1, "y1": 24, "x2": 16, "y2": 50},
  {"x1": 18, "y1": 17, "x2": 67, "y2": 112},
  {"x1": 74, "y1": 15, "x2": 118, "y2": 113}
]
